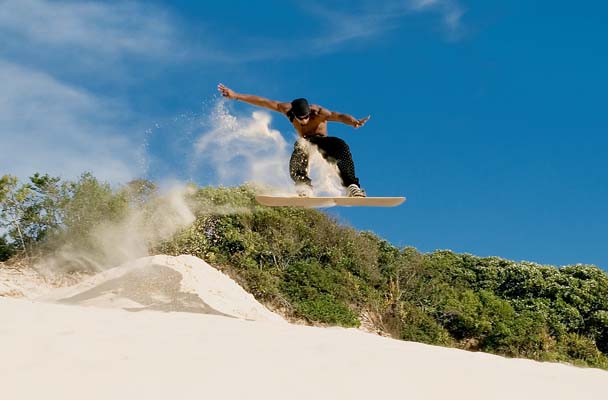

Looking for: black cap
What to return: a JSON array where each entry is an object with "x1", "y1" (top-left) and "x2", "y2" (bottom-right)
[{"x1": 290, "y1": 98, "x2": 310, "y2": 118}]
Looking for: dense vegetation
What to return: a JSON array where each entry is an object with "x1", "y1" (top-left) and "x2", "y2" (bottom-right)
[{"x1": 2, "y1": 174, "x2": 607, "y2": 369}]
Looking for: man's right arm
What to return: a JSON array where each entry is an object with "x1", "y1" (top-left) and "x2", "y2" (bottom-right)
[{"x1": 218, "y1": 84, "x2": 289, "y2": 113}]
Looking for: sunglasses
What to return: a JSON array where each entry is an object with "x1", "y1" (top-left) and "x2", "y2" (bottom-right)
[{"x1": 295, "y1": 114, "x2": 310, "y2": 121}]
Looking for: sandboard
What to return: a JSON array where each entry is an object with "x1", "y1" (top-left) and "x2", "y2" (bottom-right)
[{"x1": 255, "y1": 195, "x2": 406, "y2": 208}]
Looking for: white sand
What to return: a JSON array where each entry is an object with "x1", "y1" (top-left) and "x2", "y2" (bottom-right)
[
  {"x1": 38, "y1": 255, "x2": 283, "y2": 322},
  {"x1": 1, "y1": 255, "x2": 607, "y2": 399}
]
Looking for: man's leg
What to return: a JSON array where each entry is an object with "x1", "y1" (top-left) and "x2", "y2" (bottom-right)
[
  {"x1": 289, "y1": 139, "x2": 313, "y2": 194},
  {"x1": 308, "y1": 136, "x2": 361, "y2": 188}
]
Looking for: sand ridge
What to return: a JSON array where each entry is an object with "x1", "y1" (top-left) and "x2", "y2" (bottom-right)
[{"x1": 38, "y1": 255, "x2": 284, "y2": 323}]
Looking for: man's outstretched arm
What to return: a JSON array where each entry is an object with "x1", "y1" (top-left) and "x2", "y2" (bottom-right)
[
  {"x1": 218, "y1": 83, "x2": 289, "y2": 113},
  {"x1": 321, "y1": 108, "x2": 371, "y2": 129}
]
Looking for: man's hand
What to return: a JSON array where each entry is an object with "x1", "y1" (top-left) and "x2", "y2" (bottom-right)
[
  {"x1": 218, "y1": 83, "x2": 237, "y2": 99},
  {"x1": 354, "y1": 115, "x2": 371, "y2": 129}
]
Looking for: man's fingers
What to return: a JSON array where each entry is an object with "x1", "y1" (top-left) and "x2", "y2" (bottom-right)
[
  {"x1": 354, "y1": 115, "x2": 371, "y2": 128},
  {"x1": 217, "y1": 83, "x2": 231, "y2": 97}
]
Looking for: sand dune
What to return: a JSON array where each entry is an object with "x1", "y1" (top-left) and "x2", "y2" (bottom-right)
[
  {"x1": 1, "y1": 255, "x2": 606, "y2": 399},
  {"x1": 38, "y1": 255, "x2": 284, "y2": 322}
]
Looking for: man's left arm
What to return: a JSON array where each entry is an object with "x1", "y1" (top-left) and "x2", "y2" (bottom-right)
[{"x1": 320, "y1": 107, "x2": 371, "y2": 129}]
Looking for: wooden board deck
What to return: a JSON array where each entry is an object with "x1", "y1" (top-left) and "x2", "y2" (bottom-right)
[{"x1": 255, "y1": 195, "x2": 406, "y2": 208}]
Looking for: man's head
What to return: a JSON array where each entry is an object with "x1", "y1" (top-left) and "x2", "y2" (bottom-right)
[{"x1": 290, "y1": 98, "x2": 311, "y2": 124}]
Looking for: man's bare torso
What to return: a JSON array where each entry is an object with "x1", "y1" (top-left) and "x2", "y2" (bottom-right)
[{"x1": 286, "y1": 105, "x2": 329, "y2": 137}]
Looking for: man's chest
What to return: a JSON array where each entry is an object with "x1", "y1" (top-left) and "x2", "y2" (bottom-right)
[{"x1": 292, "y1": 119, "x2": 327, "y2": 135}]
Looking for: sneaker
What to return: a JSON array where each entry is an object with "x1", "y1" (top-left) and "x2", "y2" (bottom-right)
[
  {"x1": 295, "y1": 184, "x2": 313, "y2": 197},
  {"x1": 346, "y1": 184, "x2": 366, "y2": 197}
]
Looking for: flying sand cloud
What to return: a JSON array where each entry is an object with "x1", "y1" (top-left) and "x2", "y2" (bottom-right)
[
  {"x1": 193, "y1": 99, "x2": 345, "y2": 196},
  {"x1": 195, "y1": 101, "x2": 291, "y2": 187}
]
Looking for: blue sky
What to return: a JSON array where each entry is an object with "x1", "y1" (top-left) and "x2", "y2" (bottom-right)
[{"x1": 1, "y1": 0, "x2": 606, "y2": 270}]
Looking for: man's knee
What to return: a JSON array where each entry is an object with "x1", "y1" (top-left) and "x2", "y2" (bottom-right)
[
  {"x1": 289, "y1": 162, "x2": 307, "y2": 180},
  {"x1": 289, "y1": 149, "x2": 310, "y2": 183}
]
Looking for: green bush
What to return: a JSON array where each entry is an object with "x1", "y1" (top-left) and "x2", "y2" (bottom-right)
[
  {"x1": 281, "y1": 260, "x2": 360, "y2": 326},
  {"x1": 557, "y1": 333, "x2": 608, "y2": 369},
  {"x1": 4, "y1": 179, "x2": 608, "y2": 370},
  {"x1": 397, "y1": 301, "x2": 452, "y2": 345}
]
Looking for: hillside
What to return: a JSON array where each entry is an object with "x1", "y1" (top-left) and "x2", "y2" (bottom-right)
[
  {"x1": 1, "y1": 174, "x2": 607, "y2": 369},
  {"x1": 159, "y1": 186, "x2": 608, "y2": 369},
  {"x1": 1, "y1": 254, "x2": 606, "y2": 399}
]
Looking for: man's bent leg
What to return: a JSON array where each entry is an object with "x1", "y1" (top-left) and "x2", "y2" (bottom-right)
[{"x1": 289, "y1": 140, "x2": 312, "y2": 194}]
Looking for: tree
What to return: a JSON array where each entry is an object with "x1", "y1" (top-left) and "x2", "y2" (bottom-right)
[
  {"x1": 123, "y1": 179, "x2": 158, "y2": 206},
  {"x1": 0, "y1": 175, "x2": 29, "y2": 254},
  {"x1": 21, "y1": 173, "x2": 68, "y2": 243},
  {"x1": 0, "y1": 234, "x2": 15, "y2": 261},
  {"x1": 0, "y1": 174, "x2": 70, "y2": 257},
  {"x1": 62, "y1": 172, "x2": 129, "y2": 238}
]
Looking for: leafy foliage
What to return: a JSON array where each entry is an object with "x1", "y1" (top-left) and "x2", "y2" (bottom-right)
[
  {"x1": 0, "y1": 234, "x2": 15, "y2": 261},
  {"x1": 0, "y1": 173, "x2": 152, "y2": 263},
  {"x1": 160, "y1": 185, "x2": 608, "y2": 369},
  {"x1": 2, "y1": 177, "x2": 607, "y2": 369}
]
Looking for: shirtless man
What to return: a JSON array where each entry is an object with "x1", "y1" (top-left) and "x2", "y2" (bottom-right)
[{"x1": 218, "y1": 83, "x2": 370, "y2": 197}]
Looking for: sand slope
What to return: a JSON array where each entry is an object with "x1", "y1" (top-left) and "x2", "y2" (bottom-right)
[
  {"x1": 1, "y1": 298, "x2": 607, "y2": 400},
  {"x1": 1, "y1": 254, "x2": 607, "y2": 399},
  {"x1": 38, "y1": 255, "x2": 283, "y2": 322}
]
